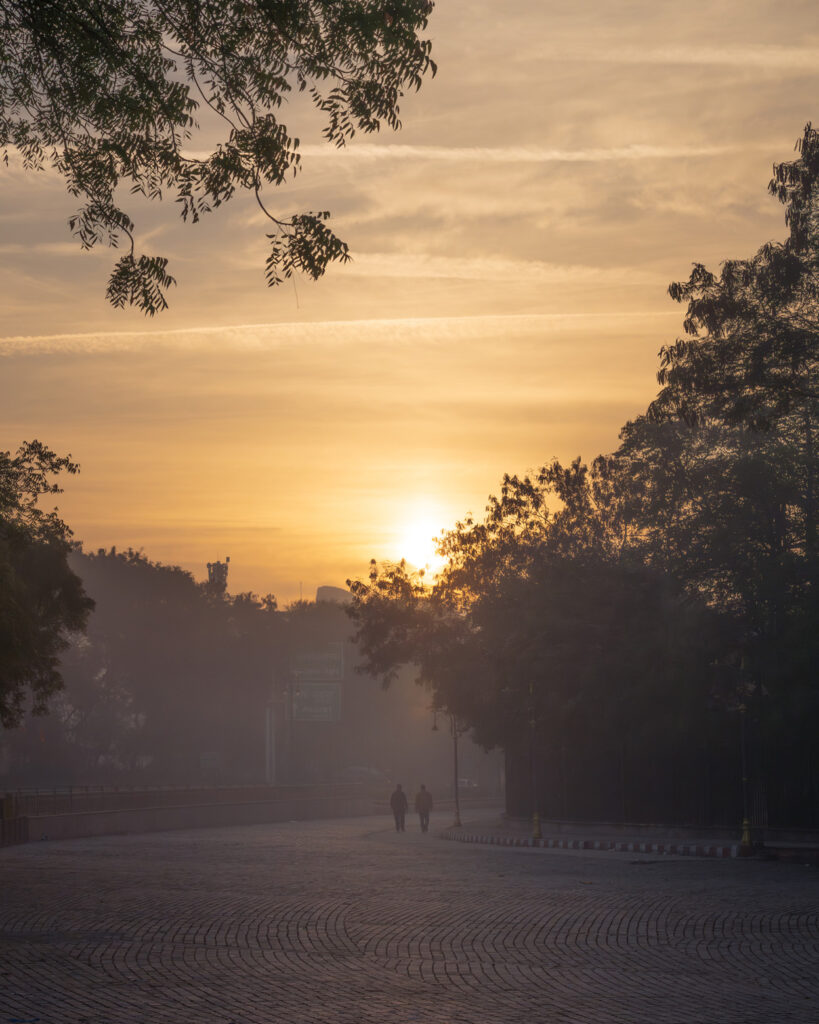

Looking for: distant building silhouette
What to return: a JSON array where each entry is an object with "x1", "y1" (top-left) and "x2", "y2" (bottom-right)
[
  {"x1": 315, "y1": 585, "x2": 351, "y2": 605},
  {"x1": 206, "y1": 557, "x2": 230, "y2": 595}
]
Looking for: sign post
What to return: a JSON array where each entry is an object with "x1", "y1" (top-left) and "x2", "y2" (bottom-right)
[{"x1": 291, "y1": 642, "x2": 344, "y2": 723}]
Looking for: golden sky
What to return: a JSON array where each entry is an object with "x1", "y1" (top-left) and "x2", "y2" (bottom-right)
[{"x1": 2, "y1": 1, "x2": 819, "y2": 602}]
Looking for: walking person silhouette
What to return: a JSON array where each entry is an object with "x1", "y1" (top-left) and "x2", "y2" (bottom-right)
[
  {"x1": 415, "y1": 784, "x2": 433, "y2": 833},
  {"x1": 390, "y1": 783, "x2": 408, "y2": 832}
]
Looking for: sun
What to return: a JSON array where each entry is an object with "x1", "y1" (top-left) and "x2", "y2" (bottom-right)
[{"x1": 396, "y1": 511, "x2": 447, "y2": 576}]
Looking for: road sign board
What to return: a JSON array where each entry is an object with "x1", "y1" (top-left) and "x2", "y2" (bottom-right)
[{"x1": 292, "y1": 682, "x2": 342, "y2": 722}]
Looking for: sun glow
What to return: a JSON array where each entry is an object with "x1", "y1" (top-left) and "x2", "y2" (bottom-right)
[{"x1": 396, "y1": 508, "x2": 448, "y2": 576}]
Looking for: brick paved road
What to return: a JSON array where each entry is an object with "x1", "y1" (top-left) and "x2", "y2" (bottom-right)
[{"x1": 2, "y1": 813, "x2": 818, "y2": 1023}]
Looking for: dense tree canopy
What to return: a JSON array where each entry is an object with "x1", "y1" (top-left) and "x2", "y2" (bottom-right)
[
  {"x1": 348, "y1": 461, "x2": 715, "y2": 758},
  {"x1": 0, "y1": 0, "x2": 436, "y2": 313},
  {"x1": 0, "y1": 546, "x2": 284, "y2": 779},
  {"x1": 1, "y1": 551, "x2": 460, "y2": 789},
  {"x1": 615, "y1": 125, "x2": 819, "y2": 703},
  {"x1": 348, "y1": 558, "x2": 489, "y2": 727},
  {"x1": 0, "y1": 441, "x2": 93, "y2": 728}
]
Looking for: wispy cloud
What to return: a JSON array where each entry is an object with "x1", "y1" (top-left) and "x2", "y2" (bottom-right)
[
  {"x1": 300, "y1": 142, "x2": 745, "y2": 164},
  {"x1": 0, "y1": 311, "x2": 678, "y2": 356},
  {"x1": 511, "y1": 38, "x2": 819, "y2": 72},
  {"x1": 600, "y1": 44, "x2": 819, "y2": 71},
  {"x1": 340, "y1": 253, "x2": 664, "y2": 286},
  {"x1": 36, "y1": 137, "x2": 772, "y2": 172},
  {"x1": 0, "y1": 241, "x2": 103, "y2": 257}
]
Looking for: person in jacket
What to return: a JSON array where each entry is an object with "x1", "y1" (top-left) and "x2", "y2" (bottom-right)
[
  {"x1": 390, "y1": 783, "x2": 408, "y2": 832},
  {"x1": 415, "y1": 784, "x2": 433, "y2": 832}
]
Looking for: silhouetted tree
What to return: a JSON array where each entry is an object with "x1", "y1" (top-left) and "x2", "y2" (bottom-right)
[
  {"x1": 437, "y1": 461, "x2": 714, "y2": 741},
  {"x1": 347, "y1": 559, "x2": 487, "y2": 730},
  {"x1": 0, "y1": 0, "x2": 436, "y2": 312},
  {"x1": 32, "y1": 548, "x2": 282, "y2": 781},
  {"x1": 616, "y1": 125, "x2": 819, "y2": 708},
  {"x1": 349, "y1": 464, "x2": 715, "y2": 822},
  {"x1": 594, "y1": 126, "x2": 819, "y2": 827},
  {"x1": 650, "y1": 123, "x2": 818, "y2": 565},
  {"x1": 0, "y1": 441, "x2": 93, "y2": 728}
]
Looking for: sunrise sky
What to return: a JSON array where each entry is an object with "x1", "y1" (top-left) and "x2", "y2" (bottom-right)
[{"x1": 2, "y1": 0, "x2": 819, "y2": 603}]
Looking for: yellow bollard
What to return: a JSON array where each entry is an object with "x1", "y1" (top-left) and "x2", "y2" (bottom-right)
[{"x1": 740, "y1": 817, "x2": 752, "y2": 856}]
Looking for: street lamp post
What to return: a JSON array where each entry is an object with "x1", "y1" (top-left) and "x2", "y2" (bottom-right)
[
  {"x1": 529, "y1": 681, "x2": 542, "y2": 840},
  {"x1": 529, "y1": 714, "x2": 542, "y2": 840},
  {"x1": 712, "y1": 655, "x2": 759, "y2": 856},
  {"x1": 452, "y1": 714, "x2": 462, "y2": 828},
  {"x1": 284, "y1": 673, "x2": 301, "y2": 785},
  {"x1": 739, "y1": 702, "x2": 752, "y2": 855}
]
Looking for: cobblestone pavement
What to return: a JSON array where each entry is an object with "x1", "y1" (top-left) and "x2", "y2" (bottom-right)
[{"x1": 2, "y1": 812, "x2": 819, "y2": 1023}]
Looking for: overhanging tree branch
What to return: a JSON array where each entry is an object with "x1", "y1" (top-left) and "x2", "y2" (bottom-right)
[{"x1": 0, "y1": 0, "x2": 436, "y2": 314}]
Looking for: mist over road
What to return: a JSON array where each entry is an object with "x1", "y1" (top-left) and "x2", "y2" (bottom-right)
[{"x1": 2, "y1": 813, "x2": 818, "y2": 1023}]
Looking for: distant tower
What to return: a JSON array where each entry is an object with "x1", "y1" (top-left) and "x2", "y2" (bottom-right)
[{"x1": 206, "y1": 556, "x2": 230, "y2": 595}]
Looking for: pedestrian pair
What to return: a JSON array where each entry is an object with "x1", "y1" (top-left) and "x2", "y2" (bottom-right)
[{"x1": 390, "y1": 784, "x2": 433, "y2": 833}]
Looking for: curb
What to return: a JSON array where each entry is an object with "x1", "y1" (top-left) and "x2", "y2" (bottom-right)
[{"x1": 442, "y1": 830, "x2": 741, "y2": 859}]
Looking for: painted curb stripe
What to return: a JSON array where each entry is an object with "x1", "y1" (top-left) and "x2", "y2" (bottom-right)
[{"x1": 443, "y1": 832, "x2": 740, "y2": 858}]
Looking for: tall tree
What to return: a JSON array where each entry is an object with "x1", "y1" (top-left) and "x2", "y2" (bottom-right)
[
  {"x1": 0, "y1": 0, "x2": 436, "y2": 313},
  {"x1": 0, "y1": 441, "x2": 93, "y2": 728},
  {"x1": 596, "y1": 127, "x2": 819, "y2": 827},
  {"x1": 649, "y1": 123, "x2": 819, "y2": 566},
  {"x1": 626, "y1": 124, "x2": 819, "y2": 700}
]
